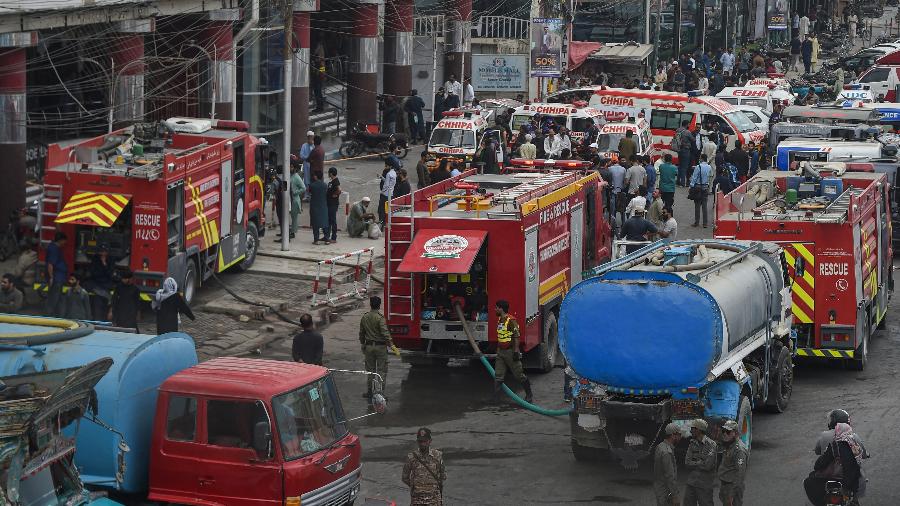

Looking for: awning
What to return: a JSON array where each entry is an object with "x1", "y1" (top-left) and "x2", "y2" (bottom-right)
[
  {"x1": 397, "y1": 229, "x2": 487, "y2": 274},
  {"x1": 55, "y1": 191, "x2": 131, "y2": 227},
  {"x1": 568, "y1": 41, "x2": 603, "y2": 70},
  {"x1": 587, "y1": 42, "x2": 654, "y2": 62}
]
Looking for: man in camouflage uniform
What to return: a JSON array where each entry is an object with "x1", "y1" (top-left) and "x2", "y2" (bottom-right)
[
  {"x1": 654, "y1": 422, "x2": 682, "y2": 506},
  {"x1": 718, "y1": 419, "x2": 749, "y2": 506},
  {"x1": 359, "y1": 296, "x2": 398, "y2": 399},
  {"x1": 402, "y1": 427, "x2": 446, "y2": 506},
  {"x1": 683, "y1": 419, "x2": 717, "y2": 506}
]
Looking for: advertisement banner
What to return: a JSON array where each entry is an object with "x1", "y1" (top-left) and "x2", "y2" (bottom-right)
[
  {"x1": 530, "y1": 18, "x2": 564, "y2": 77},
  {"x1": 471, "y1": 54, "x2": 528, "y2": 91},
  {"x1": 767, "y1": 0, "x2": 788, "y2": 29}
]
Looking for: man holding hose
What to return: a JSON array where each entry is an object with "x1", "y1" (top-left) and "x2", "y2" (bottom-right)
[{"x1": 493, "y1": 299, "x2": 533, "y2": 403}]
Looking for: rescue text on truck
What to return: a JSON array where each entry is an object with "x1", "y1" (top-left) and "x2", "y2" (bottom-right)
[{"x1": 37, "y1": 118, "x2": 268, "y2": 304}]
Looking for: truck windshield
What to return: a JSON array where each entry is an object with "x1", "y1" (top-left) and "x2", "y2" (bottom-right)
[
  {"x1": 597, "y1": 133, "x2": 623, "y2": 151},
  {"x1": 17, "y1": 457, "x2": 86, "y2": 506},
  {"x1": 272, "y1": 375, "x2": 349, "y2": 460},
  {"x1": 429, "y1": 128, "x2": 476, "y2": 148}
]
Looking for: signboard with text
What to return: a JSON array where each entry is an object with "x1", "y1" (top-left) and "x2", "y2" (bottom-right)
[
  {"x1": 472, "y1": 54, "x2": 528, "y2": 91},
  {"x1": 767, "y1": 0, "x2": 788, "y2": 29},
  {"x1": 530, "y1": 18, "x2": 563, "y2": 77}
]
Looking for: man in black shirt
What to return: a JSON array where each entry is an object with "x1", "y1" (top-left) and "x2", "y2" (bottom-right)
[
  {"x1": 292, "y1": 313, "x2": 324, "y2": 365},
  {"x1": 326, "y1": 167, "x2": 341, "y2": 242},
  {"x1": 619, "y1": 205, "x2": 658, "y2": 253},
  {"x1": 726, "y1": 140, "x2": 751, "y2": 182},
  {"x1": 109, "y1": 271, "x2": 141, "y2": 331},
  {"x1": 392, "y1": 168, "x2": 412, "y2": 199}
]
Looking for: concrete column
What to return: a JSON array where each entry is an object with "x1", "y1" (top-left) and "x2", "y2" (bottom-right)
[
  {"x1": 290, "y1": 11, "x2": 311, "y2": 154},
  {"x1": 0, "y1": 32, "x2": 35, "y2": 229},
  {"x1": 444, "y1": 0, "x2": 472, "y2": 82},
  {"x1": 347, "y1": 2, "x2": 381, "y2": 129},
  {"x1": 111, "y1": 21, "x2": 151, "y2": 126},
  {"x1": 383, "y1": 0, "x2": 414, "y2": 98},
  {"x1": 201, "y1": 19, "x2": 235, "y2": 120}
]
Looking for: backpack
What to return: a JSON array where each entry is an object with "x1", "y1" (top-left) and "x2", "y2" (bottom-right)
[{"x1": 670, "y1": 130, "x2": 682, "y2": 151}]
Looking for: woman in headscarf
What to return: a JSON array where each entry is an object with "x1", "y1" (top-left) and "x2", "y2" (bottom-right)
[
  {"x1": 153, "y1": 277, "x2": 195, "y2": 334},
  {"x1": 807, "y1": 422, "x2": 863, "y2": 504}
]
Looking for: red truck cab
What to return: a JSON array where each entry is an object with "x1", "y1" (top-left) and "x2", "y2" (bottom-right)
[{"x1": 148, "y1": 357, "x2": 361, "y2": 505}]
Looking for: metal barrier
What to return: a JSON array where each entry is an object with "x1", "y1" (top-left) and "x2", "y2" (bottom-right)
[
  {"x1": 311, "y1": 247, "x2": 375, "y2": 307},
  {"x1": 475, "y1": 16, "x2": 530, "y2": 40}
]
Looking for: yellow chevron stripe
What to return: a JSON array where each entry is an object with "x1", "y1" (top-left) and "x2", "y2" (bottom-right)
[
  {"x1": 58, "y1": 201, "x2": 118, "y2": 223},
  {"x1": 249, "y1": 174, "x2": 264, "y2": 200},
  {"x1": 793, "y1": 243, "x2": 815, "y2": 267},
  {"x1": 58, "y1": 195, "x2": 127, "y2": 216},
  {"x1": 784, "y1": 250, "x2": 815, "y2": 288},
  {"x1": 207, "y1": 219, "x2": 219, "y2": 246},
  {"x1": 186, "y1": 180, "x2": 210, "y2": 248},
  {"x1": 55, "y1": 210, "x2": 113, "y2": 227},
  {"x1": 792, "y1": 303, "x2": 813, "y2": 324},
  {"x1": 795, "y1": 348, "x2": 853, "y2": 358},
  {"x1": 792, "y1": 282, "x2": 815, "y2": 311},
  {"x1": 539, "y1": 270, "x2": 568, "y2": 296},
  {"x1": 539, "y1": 286, "x2": 565, "y2": 306}
]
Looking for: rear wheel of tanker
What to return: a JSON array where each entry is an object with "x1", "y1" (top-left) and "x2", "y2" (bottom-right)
[
  {"x1": 537, "y1": 312, "x2": 559, "y2": 373},
  {"x1": 236, "y1": 221, "x2": 259, "y2": 271},
  {"x1": 765, "y1": 346, "x2": 793, "y2": 413},
  {"x1": 183, "y1": 259, "x2": 198, "y2": 305},
  {"x1": 738, "y1": 395, "x2": 752, "y2": 452},
  {"x1": 571, "y1": 439, "x2": 600, "y2": 462}
]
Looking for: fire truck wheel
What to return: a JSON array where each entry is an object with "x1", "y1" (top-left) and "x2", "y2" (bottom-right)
[
  {"x1": 183, "y1": 260, "x2": 198, "y2": 305},
  {"x1": 537, "y1": 312, "x2": 559, "y2": 373},
  {"x1": 765, "y1": 346, "x2": 793, "y2": 413},
  {"x1": 236, "y1": 222, "x2": 259, "y2": 271},
  {"x1": 849, "y1": 332, "x2": 868, "y2": 371}
]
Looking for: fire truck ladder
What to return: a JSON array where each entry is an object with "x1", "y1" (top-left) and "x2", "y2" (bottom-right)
[
  {"x1": 386, "y1": 203, "x2": 415, "y2": 319},
  {"x1": 816, "y1": 187, "x2": 865, "y2": 223},
  {"x1": 491, "y1": 172, "x2": 574, "y2": 210},
  {"x1": 38, "y1": 184, "x2": 64, "y2": 247}
]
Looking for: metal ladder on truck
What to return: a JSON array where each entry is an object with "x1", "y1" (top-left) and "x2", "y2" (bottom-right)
[
  {"x1": 38, "y1": 184, "x2": 64, "y2": 247},
  {"x1": 386, "y1": 202, "x2": 415, "y2": 320},
  {"x1": 817, "y1": 187, "x2": 865, "y2": 224},
  {"x1": 492, "y1": 172, "x2": 575, "y2": 210}
]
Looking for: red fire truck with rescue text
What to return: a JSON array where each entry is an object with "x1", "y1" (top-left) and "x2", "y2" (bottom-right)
[
  {"x1": 38, "y1": 117, "x2": 268, "y2": 303},
  {"x1": 715, "y1": 163, "x2": 893, "y2": 370},
  {"x1": 384, "y1": 159, "x2": 613, "y2": 370}
]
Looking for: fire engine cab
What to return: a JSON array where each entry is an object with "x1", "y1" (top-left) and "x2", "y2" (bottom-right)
[
  {"x1": 384, "y1": 161, "x2": 613, "y2": 370},
  {"x1": 715, "y1": 162, "x2": 893, "y2": 370},
  {"x1": 39, "y1": 117, "x2": 267, "y2": 303}
]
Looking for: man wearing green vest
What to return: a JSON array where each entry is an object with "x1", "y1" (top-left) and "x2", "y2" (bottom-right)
[{"x1": 493, "y1": 299, "x2": 533, "y2": 403}]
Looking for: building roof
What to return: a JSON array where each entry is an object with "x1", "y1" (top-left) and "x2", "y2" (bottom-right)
[{"x1": 161, "y1": 357, "x2": 328, "y2": 399}]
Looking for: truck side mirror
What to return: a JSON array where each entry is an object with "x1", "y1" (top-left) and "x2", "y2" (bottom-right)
[{"x1": 252, "y1": 421, "x2": 272, "y2": 459}]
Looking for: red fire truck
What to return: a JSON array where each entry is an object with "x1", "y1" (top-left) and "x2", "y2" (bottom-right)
[
  {"x1": 38, "y1": 117, "x2": 268, "y2": 303},
  {"x1": 715, "y1": 163, "x2": 893, "y2": 370},
  {"x1": 384, "y1": 160, "x2": 613, "y2": 371}
]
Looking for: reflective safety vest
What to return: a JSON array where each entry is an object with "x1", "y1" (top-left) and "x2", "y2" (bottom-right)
[{"x1": 497, "y1": 315, "x2": 515, "y2": 344}]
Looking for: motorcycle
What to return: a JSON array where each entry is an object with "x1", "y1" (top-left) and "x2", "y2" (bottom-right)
[
  {"x1": 804, "y1": 477, "x2": 858, "y2": 506},
  {"x1": 339, "y1": 122, "x2": 409, "y2": 160}
]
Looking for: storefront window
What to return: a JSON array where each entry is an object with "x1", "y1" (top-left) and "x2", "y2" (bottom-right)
[{"x1": 573, "y1": 0, "x2": 647, "y2": 43}]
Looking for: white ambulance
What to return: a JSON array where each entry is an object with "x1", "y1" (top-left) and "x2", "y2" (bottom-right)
[
  {"x1": 427, "y1": 109, "x2": 492, "y2": 160},
  {"x1": 594, "y1": 118, "x2": 654, "y2": 160},
  {"x1": 715, "y1": 86, "x2": 793, "y2": 113},
  {"x1": 508, "y1": 102, "x2": 607, "y2": 146},
  {"x1": 583, "y1": 88, "x2": 767, "y2": 162}
]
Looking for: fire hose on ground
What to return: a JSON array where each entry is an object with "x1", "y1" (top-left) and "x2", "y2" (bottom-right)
[{"x1": 453, "y1": 304, "x2": 571, "y2": 417}]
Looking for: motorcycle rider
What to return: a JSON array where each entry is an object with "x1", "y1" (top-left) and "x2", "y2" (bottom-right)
[
  {"x1": 814, "y1": 409, "x2": 868, "y2": 499},
  {"x1": 807, "y1": 422, "x2": 864, "y2": 506}
]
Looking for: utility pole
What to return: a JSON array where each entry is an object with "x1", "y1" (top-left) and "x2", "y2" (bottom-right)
[{"x1": 282, "y1": 0, "x2": 293, "y2": 251}]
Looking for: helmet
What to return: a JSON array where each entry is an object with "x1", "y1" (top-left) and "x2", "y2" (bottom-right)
[{"x1": 828, "y1": 409, "x2": 850, "y2": 430}]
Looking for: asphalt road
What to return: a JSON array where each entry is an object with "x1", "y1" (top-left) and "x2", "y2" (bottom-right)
[{"x1": 254, "y1": 149, "x2": 900, "y2": 505}]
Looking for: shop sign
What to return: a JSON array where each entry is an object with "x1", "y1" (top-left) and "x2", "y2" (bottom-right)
[{"x1": 472, "y1": 54, "x2": 527, "y2": 91}]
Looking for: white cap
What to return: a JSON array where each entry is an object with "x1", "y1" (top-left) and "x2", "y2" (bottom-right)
[
  {"x1": 306, "y1": 130, "x2": 315, "y2": 137},
  {"x1": 664, "y1": 422, "x2": 680, "y2": 435},
  {"x1": 525, "y1": 134, "x2": 533, "y2": 141},
  {"x1": 634, "y1": 204, "x2": 646, "y2": 213},
  {"x1": 589, "y1": 142, "x2": 599, "y2": 149},
  {"x1": 361, "y1": 196, "x2": 371, "y2": 203}
]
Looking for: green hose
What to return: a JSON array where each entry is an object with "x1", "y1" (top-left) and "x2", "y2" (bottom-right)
[
  {"x1": 452, "y1": 303, "x2": 571, "y2": 417},
  {"x1": 476, "y1": 355, "x2": 572, "y2": 417}
]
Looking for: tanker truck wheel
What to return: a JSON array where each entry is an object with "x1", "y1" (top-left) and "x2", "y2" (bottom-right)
[
  {"x1": 571, "y1": 439, "x2": 600, "y2": 462},
  {"x1": 537, "y1": 312, "x2": 559, "y2": 373},
  {"x1": 765, "y1": 346, "x2": 793, "y2": 413},
  {"x1": 737, "y1": 395, "x2": 752, "y2": 451}
]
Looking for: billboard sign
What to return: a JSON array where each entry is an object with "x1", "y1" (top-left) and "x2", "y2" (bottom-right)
[
  {"x1": 472, "y1": 54, "x2": 528, "y2": 91},
  {"x1": 767, "y1": 0, "x2": 788, "y2": 29},
  {"x1": 530, "y1": 18, "x2": 564, "y2": 77}
]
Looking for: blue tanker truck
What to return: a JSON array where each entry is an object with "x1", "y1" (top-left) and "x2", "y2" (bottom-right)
[{"x1": 560, "y1": 240, "x2": 795, "y2": 468}]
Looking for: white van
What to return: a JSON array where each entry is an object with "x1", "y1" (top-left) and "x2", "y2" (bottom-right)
[
  {"x1": 594, "y1": 118, "x2": 654, "y2": 159},
  {"x1": 852, "y1": 65, "x2": 900, "y2": 100},
  {"x1": 427, "y1": 109, "x2": 491, "y2": 159},
  {"x1": 508, "y1": 102, "x2": 607, "y2": 146},
  {"x1": 734, "y1": 105, "x2": 771, "y2": 131},
  {"x1": 715, "y1": 86, "x2": 793, "y2": 113}
]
